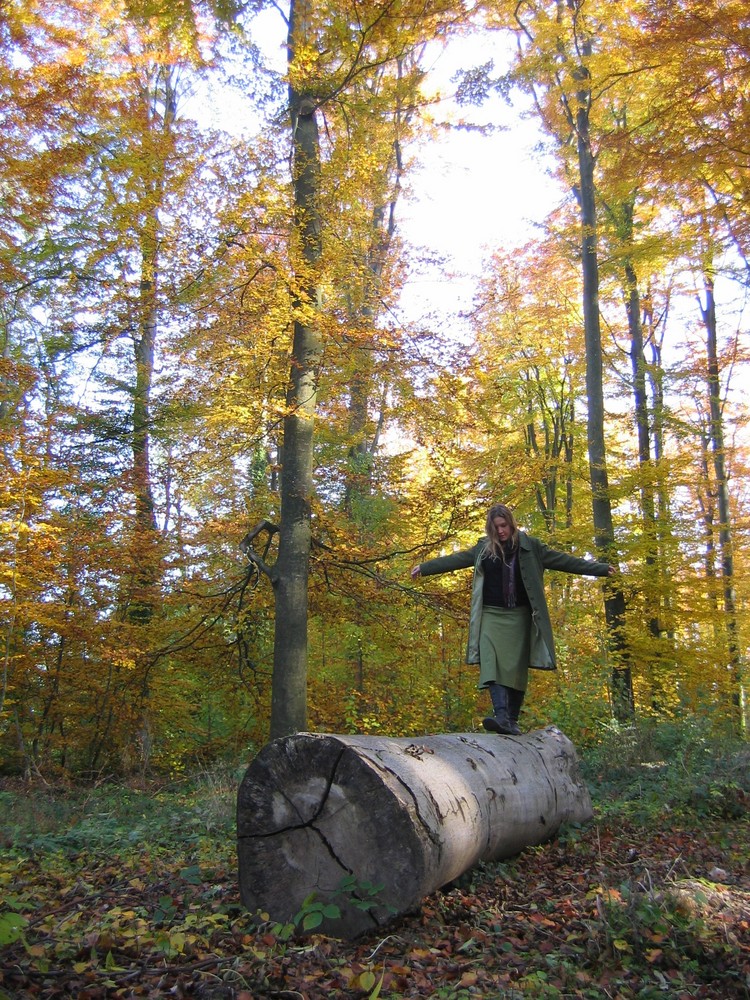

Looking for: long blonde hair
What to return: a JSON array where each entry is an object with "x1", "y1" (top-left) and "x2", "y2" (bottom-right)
[{"x1": 483, "y1": 503, "x2": 520, "y2": 562}]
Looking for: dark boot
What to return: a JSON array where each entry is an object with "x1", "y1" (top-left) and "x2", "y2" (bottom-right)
[
  {"x1": 482, "y1": 683, "x2": 515, "y2": 735},
  {"x1": 507, "y1": 688, "x2": 525, "y2": 735}
]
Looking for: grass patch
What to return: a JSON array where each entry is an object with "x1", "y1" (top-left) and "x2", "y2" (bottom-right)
[{"x1": 0, "y1": 765, "x2": 241, "y2": 856}]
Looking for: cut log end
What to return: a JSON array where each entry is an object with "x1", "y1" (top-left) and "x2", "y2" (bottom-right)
[{"x1": 237, "y1": 726, "x2": 592, "y2": 938}]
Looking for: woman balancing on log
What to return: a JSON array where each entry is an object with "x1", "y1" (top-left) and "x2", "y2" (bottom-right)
[{"x1": 410, "y1": 503, "x2": 616, "y2": 736}]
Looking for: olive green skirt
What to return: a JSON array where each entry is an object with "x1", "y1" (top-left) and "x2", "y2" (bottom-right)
[{"x1": 478, "y1": 605, "x2": 531, "y2": 692}]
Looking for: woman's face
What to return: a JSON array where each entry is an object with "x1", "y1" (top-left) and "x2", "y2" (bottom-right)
[{"x1": 493, "y1": 515, "x2": 511, "y2": 542}]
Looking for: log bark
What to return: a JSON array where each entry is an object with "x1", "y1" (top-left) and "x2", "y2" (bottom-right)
[{"x1": 237, "y1": 727, "x2": 592, "y2": 938}]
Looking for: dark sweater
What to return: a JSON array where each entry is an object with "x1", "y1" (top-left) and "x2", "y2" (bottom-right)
[{"x1": 481, "y1": 552, "x2": 529, "y2": 608}]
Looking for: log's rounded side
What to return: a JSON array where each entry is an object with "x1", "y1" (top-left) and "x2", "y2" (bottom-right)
[{"x1": 330, "y1": 728, "x2": 593, "y2": 867}]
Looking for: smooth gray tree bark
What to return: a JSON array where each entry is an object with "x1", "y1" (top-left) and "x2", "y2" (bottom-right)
[
  {"x1": 568, "y1": 14, "x2": 634, "y2": 720},
  {"x1": 270, "y1": 0, "x2": 323, "y2": 740},
  {"x1": 699, "y1": 271, "x2": 743, "y2": 726}
]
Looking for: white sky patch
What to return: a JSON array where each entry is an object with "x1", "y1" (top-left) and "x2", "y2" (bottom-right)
[{"x1": 395, "y1": 32, "x2": 562, "y2": 329}]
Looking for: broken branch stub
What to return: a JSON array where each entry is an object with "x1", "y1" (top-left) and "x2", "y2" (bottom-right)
[{"x1": 237, "y1": 727, "x2": 592, "y2": 938}]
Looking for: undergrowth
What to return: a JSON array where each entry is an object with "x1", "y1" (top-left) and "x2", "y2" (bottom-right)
[
  {"x1": 0, "y1": 721, "x2": 747, "y2": 999},
  {"x1": 582, "y1": 716, "x2": 750, "y2": 824},
  {"x1": 0, "y1": 764, "x2": 240, "y2": 855}
]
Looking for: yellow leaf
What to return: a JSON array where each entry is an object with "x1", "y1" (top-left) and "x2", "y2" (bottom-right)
[
  {"x1": 170, "y1": 931, "x2": 187, "y2": 953},
  {"x1": 358, "y1": 970, "x2": 376, "y2": 991},
  {"x1": 408, "y1": 948, "x2": 431, "y2": 959}
]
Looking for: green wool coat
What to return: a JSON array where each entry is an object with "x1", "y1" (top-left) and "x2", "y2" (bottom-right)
[{"x1": 419, "y1": 532, "x2": 611, "y2": 669}]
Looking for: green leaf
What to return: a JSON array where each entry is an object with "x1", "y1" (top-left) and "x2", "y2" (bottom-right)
[
  {"x1": 173, "y1": 930, "x2": 188, "y2": 949},
  {"x1": 302, "y1": 910, "x2": 323, "y2": 930},
  {"x1": 180, "y1": 865, "x2": 203, "y2": 885},
  {"x1": 0, "y1": 912, "x2": 27, "y2": 946},
  {"x1": 368, "y1": 966, "x2": 386, "y2": 999},
  {"x1": 359, "y1": 969, "x2": 376, "y2": 991},
  {"x1": 104, "y1": 950, "x2": 125, "y2": 971}
]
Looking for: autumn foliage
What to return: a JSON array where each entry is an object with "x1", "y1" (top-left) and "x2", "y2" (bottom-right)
[{"x1": 1, "y1": 0, "x2": 748, "y2": 779}]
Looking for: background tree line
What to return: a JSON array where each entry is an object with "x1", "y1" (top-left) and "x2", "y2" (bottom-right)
[{"x1": 0, "y1": 0, "x2": 747, "y2": 778}]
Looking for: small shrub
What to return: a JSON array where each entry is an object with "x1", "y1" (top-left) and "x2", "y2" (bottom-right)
[{"x1": 581, "y1": 716, "x2": 749, "y2": 825}]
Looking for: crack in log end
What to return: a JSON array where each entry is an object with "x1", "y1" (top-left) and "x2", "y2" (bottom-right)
[
  {"x1": 308, "y1": 822, "x2": 353, "y2": 879},
  {"x1": 266, "y1": 775, "x2": 334, "y2": 831},
  {"x1": 307, "y1": 824, "x2": 381, "y2": 932},
  {"x1": 237, "y1": 737, "x2": 349, "y2": 836},
  {"x1": 238, "y1": 758, "x2": 346, "y2": 840},
  {"x1": 467, "y1": 758, "x2": 478, "y2": 770},
  {"x1": 308, "y1": 745, "x2": 347, "y2": 825},
  {"x1": 540, "y1": 815, "x2": 546, "y2": 825},
  {"x1": 510, "y1": 771, "x2": 518, "y2": 785}
]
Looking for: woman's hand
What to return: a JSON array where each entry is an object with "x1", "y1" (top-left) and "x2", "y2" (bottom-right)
[{"x1": 410, "y1": 565, "x2": 421, "y2": 580}]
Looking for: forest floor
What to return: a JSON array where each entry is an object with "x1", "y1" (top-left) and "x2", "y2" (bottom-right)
[{"x1": 1, "y1": 724, "x2": 749, "y2": 999}]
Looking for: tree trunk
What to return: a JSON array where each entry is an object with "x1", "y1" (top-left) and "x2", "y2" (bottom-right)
[
  {"x1": 699, "y1": 272, "x2": 743, "y2": 727},
  {"x1": 343, "y1": 58, "x2": 408, "y2": 519},
  {"x1": 237, "y1": 727, "x2": 593, "y2": 938},
  {"x1": 270, "y1": 0, "x2": 323, "y2": 740},
  {"x1": 129, "y1": 68, "x2": 177, "y2": 622},
  {"x1": 129, "y1": 219, "x2": 160, "y2": 627},
  {"x1": 645, "y1": 304, "x2": 676, "y2": 648},
  {"x1": 623, "y1": 252, "x2": 660, "y2": 642},
  {"x1": 570, "y1": 25, "x2": 634, "y2": 720}
]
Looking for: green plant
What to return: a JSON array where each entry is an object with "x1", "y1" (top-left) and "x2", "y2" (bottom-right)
[
  {"x1": 267, "y1": 876, "x2": 394, "y2": 944},
  {"x1": 581, "y1": 717, "x2": 749, "y2": 825},
  {"x1": 358, "y1": 963, "x2": 386, "y2": 998},
  {"x1": 0, "y1": 910, "x2": 27, "y2": 946},
  {"x1": 336, "y1": 875, "x2": 392, "y2": 914},
  {"x1": 270, "y1": 893, "x2": 341, "y2": 941}
]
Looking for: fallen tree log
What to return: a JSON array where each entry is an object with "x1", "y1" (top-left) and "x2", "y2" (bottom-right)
[{"x1": 237, "y1": 726, "x2": 592, "y2": 938}]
